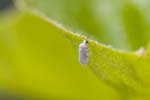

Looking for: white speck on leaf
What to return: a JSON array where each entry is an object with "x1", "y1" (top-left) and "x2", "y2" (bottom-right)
[
  {"x1": 135, "y1": 47, "x2": 145, "y2": 56},
  {"x1": 79, "y1": 40, "x2": 88, "y2": 66}
]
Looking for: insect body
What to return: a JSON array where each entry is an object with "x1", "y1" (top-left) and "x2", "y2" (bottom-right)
[{"x1": 79, "y1": 40, "x2": 88, "y2": 66}]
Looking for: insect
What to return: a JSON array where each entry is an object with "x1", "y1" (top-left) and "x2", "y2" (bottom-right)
[{"x1": 79, "y1": 40, "x2": 88, "y2": 66}]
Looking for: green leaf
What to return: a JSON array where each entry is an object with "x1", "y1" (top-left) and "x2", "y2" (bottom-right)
[
  {"x1": 8, "y1": 11, "x2": 150, "y2": 99},
  {"x1": 0, "y1": 12, "x2": 121, "y2": 100},
  {"x1": 0, "y1": 0, "x2": 150, "y2": 100}
]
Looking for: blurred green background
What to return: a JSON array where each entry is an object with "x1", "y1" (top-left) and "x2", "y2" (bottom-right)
[{"x1": 0, "y1": 0, "x2": 150, "y2": 100}]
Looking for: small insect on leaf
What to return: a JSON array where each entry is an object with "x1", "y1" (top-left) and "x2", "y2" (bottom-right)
[{"x1": 79, "y1": 40, "x2": 88, "y2": 66}]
